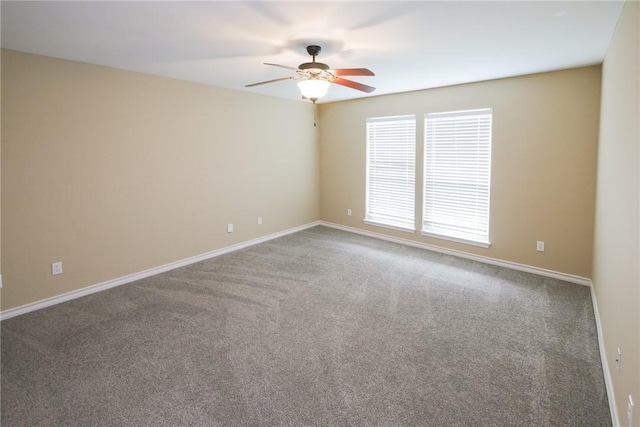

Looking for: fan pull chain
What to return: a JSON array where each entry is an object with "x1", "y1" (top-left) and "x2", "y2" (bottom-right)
[{"x1": 313, "y1": 103, "x2": 317, "y2": 127}]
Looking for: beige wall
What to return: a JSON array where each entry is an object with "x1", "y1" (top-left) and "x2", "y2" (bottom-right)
[
  {"x1": 1, "y1": 49, "x2": 320, "y2": 311},
  {"x1": 592, "y1": 1, "x2": 640, "y2": 425},
  {"x1": 319, "y1": 66, "x2": 601, "y2": 278}
]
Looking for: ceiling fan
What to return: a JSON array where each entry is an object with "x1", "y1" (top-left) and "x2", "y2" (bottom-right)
[{"x1": 245, "y1": 45, "x2": 375, "y2": 103}]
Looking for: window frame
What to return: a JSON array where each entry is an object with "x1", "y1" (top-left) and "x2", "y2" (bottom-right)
[
  {"x1": 364, "y1": 114, "x2": 417, "y2": 233},
  {"x1": 421, "y1": 108, "x2": 493, "y2": 248}
]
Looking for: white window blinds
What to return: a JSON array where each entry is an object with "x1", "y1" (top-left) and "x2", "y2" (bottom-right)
[
  {"x1": 423, "y1": 109, "x2": 492, "y2": 246},
  {"x1": 366, "y1": 115, "x2": 416, "y2": 231}
]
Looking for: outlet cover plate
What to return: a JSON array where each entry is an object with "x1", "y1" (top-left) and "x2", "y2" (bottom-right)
[{"x1": 52, "y1": 262, "x2": 63, "y2": 275}]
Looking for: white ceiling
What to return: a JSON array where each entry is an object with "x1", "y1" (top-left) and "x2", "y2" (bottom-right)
[{"x1": 1, "y1": 1, "x2": 625, "y2": 104}]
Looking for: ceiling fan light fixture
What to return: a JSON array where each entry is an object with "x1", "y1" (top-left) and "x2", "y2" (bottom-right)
[
  {"x1": 246, "y1": 45, "x2": 375, "y2": 102},
  {"x1": 297, "y1": 79, "x2": 331, "y2": 103}
]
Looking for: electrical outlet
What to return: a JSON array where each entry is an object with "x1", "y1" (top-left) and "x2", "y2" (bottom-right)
[
  {"x1": 536, "y1": 241, "x2": 545, "y2": 252},
  {"x1": 616, "y1": 347, "x2": 622, "y2": 373},
  {"x1": 52, "y1": 262, "x2": 63, "y2": 275},
  {"x1": 257, "y1": 217, "x2": 262, "y2": 225},
  {"x1": 347, "y1": 209, "x2": 352, "y2": 216},
  {"x1": 227, "y1": 224, "x2": 234, "y2": 233},
  {"x1": 628, "y1": 395, "x2": 634, "y2": 427}
]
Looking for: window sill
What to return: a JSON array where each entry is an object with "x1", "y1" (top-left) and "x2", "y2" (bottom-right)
[
  {"x1": 364, "y1": 219, "x2": 415, "y2": 234},
  {"x1": 420, "y1": 230, "x2": 491, "y2": 248}
]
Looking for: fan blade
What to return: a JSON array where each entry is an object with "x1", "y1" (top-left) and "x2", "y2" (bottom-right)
[
  {"x1": 264, "y1": 63, "x2": 299, "y2": 71},
  {"x1": 332, "y1": 77, "x2": 376, "y2": 93},
  {"x1": 331, "y1": 68, "x2": 375, "y2": 77},
  {"x1": 245, "y1": 76, "x2": 296, "y2": 87}
]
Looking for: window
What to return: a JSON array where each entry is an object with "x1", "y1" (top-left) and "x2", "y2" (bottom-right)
[
  {"x1": 365, "y1": 115, "x2": 416, "y2": 231},
  {"x1": 423, "y1": 109, "x2": 492, "y2": 247}
]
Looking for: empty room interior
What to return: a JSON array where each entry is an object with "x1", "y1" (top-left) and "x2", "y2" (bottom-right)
[{"x1": 1, "y1": 1, "x2": 638, "y2": 426}]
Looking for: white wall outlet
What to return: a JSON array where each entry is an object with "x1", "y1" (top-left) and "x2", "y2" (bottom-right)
[
  {"x1": 536, "y1": 241, "x2": 545, "y2": 252},
  {"x1": 52, "y1": 262, "x2": 63, "y2": 275},
  {"x1": 0, "y1": 273, "x2": 3, "y2": 289},
  {"x1": 227, "y1": 224, "x2": 234, "y2": 233},
  {"x1": 257, "y1": 217, "x2": 262, "y2": 225},
  {"x1": 628, "y1": 395, "x2": 634, "y2": 427},
  {"x1": 616, "y1": 347, "x2": 622, "y2": 373},
  {"x1": 347, "y1": 209, "x2": 352, "y2": 216}
]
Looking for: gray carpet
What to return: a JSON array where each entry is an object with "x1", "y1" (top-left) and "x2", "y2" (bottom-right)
[{"x1": 1, "y1": 226, "x2": 610, "y2": 426}]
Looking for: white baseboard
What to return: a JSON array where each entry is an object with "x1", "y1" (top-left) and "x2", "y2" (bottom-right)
[
  {"x1": 590, "y1": 284, "x2": 619, "y2": 427},
  {"x1": 0, "y1": 221, "x2": 321, "y2": 321},
  {"x1": 0, "y1": 219, "x2": 591, "y2": 314},
  {"x1": 320, "y1": 221, "x2": 591, "y2": 286}
]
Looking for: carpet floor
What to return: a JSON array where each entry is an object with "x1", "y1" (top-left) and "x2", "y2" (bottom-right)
[{"x1": 1, "y1": 226, "x2": 610, "y2": 426}]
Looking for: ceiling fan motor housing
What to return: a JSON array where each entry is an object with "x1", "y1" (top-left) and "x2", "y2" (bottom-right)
[
  {"x1": 299, "y1": 45, "x2": 330, "y2": 74},
  {"x1": 298, "y1": 62, "x2": 329, "y2": 71}
]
